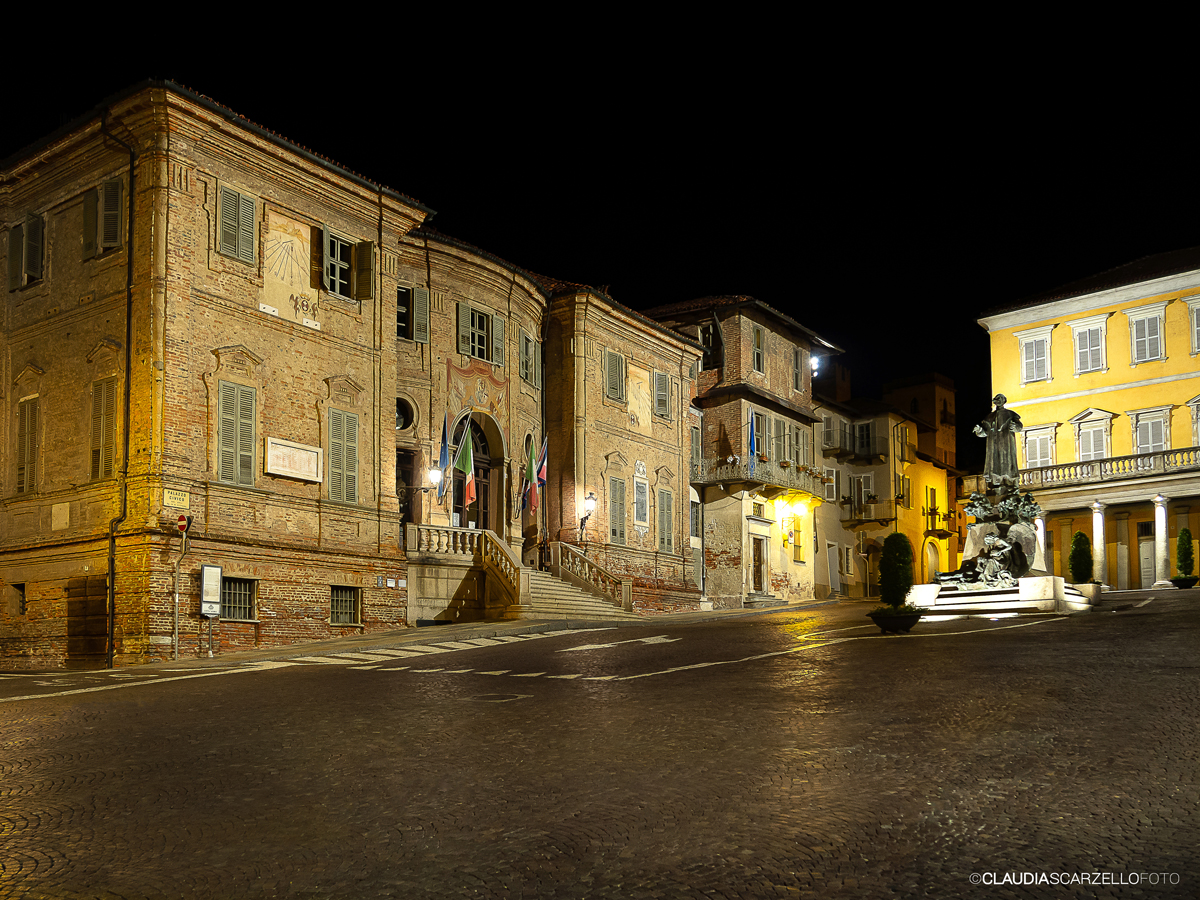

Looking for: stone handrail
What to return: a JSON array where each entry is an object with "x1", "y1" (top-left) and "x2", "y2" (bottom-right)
[
  {"x1": 549, "y1": 542, "x2": 633, "y2": 611},
  {"x1": 405, "y1": 523, "x2": 527, "y2": 606},
  {"x1": 1019, "y1": 446, "x2": 1200, "y2": 489}
]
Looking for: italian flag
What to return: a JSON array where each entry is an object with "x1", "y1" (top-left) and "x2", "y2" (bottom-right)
[{"x1": 454, "y1": 425, "x2": 476, "y2": 509}]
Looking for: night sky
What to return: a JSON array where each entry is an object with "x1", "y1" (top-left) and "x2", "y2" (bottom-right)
[{"x1": 6, "y1": 66, "x2": 1198, "y2": 474}]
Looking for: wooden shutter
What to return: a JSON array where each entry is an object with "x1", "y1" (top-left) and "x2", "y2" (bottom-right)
[
  {"x1": 219, "y1": 187, "x2": 240, "y2": 259},
  {"x1": 100, "y1": 179, "x2": 122, "y2": 249},
  {"x1": 353, "y1": 241, "x2": 375, "y2": 301},
  {"x1": 237, "y1": 193, "x2": 255, "y2": 263},
  {"x1": 413, "y1": 286, "x2": 430, "y2": 344},
  {"x1": 90, "y1": 378, "x2": 117, "y2": 481},
  {"x1": 83, "y1": 188, "x2": 99, "y2": 259},
  {"x1": 320, "y1": 227, "x2": 332, "y2": 290},
  {"x1": 606, "y1": 351, "x2": 624, "y2": 400},
  {"x1": 519, "y1": 328, "x2": 529, "y2": 381},
  {"x1": 491, "y1": 313, "x2": 505, "y2": 366},
  {"x1": 218, "y1": 382, "x2": 255, "y2": 485},
  {"x1": 534, "y1": 340, "x2": 542, "y2": 389},
  {"x1": 610, "y1": 477, "x2": 625, "y2": 543},
  {"x1": 1024, "y1": 338, "x2": 1046, "y2": 381},
  {"x1": 16, "y1": 398, "x2": 37, "y2": 493},
  {"x1": 457, "y1": 303, "x2": 472, "y2": 355},
  {"x1": 654, "y1": 372, "x2": 670, "y2": 418},
  {"x1": 691, "y1": 426, "x2": 701, "y2": 464},
  {"x1": 24, "y1": 215, "x2": 42, "y2": 281},
  {"x1": 330, "y1": 409, "x2": 359, "y2": 503},
  {"x1": 659, "y1": 491, "x2": 673, "y2": 552}
]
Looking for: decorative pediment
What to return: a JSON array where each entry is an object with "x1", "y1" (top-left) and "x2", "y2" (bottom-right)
[
  {"x1": 13, "y1": 363, "x2": 44, "y2": 387},
  {"x1": 654, "y1": 465, "x2": 675, "y2": 485},
  {"x1": 603, "y1": 450, "x2": 628, "y2": 470},
  {"x1": 85, "y1": 339, "x2": 121, "y2": 364},
  {"x1": 325, "y1": 374, "x2": 365, "y2": 408},
  {"x1": 212, "y1": 345, "x2": 264, "y2": 376},
  {"x1": 1068, "y1": 408, "x2": 1115, "y2": 425}
]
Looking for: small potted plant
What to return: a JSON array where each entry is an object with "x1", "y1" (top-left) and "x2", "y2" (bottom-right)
[
  {"x1": 1172, "y1": 527, "x2": 1197, "y2": 589},
  {"x1": 868, "y1": 532, "x2": 924, "y2": 634}
]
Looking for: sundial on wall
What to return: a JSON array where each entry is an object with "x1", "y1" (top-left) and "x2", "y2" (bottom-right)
[{"x1": 265, "y1": 211, "x2": 318, "y2": 325}]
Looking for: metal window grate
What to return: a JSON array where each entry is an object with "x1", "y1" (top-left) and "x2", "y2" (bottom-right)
[
  {"x1": 331, "y1": 586, "x2": 358, "y2": 625},
  {"x1": 1136, "y1": 522, "x2": 1154, "y2": 539},
  {"x1": 221, "y1": 578, "x2": 255, "y2": 620}
]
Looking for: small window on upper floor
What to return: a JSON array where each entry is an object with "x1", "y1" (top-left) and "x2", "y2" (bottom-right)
[
  {"x1": 397, "y1": 286, "x2": 430, "y2": 343},
  {"x1": 1124, "y1": 302, "x2": 1167, "y2": 366},
  {"x1": 83, "y1": 179, "x2": 123, "y2": 259},
  {"x1": 457, "y1": 303, "x2": 505, "y2": 365},
  {"x1": 218, "y1": 186, "x2": 256, "y2": 265},
  {"x1": 605, "y1": 350, "x2": 626, "y2": 402},
  {"x1": 321, "y1": 228, "x2": 374, "y2": 302},
  {"x1": 1016, "y1": 324, "x2": 1055, "y2": 385},
  {"x1": 7, "y1": 214, "x2": 44, "y2": 291},
  {"x1": 520, "y1": 328, "x2": 542, "y2": 388},
  {"x1": 653, "y1": 372, "x2": 671, "y2": 419},
  {"x1": 752, "y1": 325, "x2": 764, "y2": 373},
  {"x1": 16, "y1": 396, "x2": 38, "y2": 494}
]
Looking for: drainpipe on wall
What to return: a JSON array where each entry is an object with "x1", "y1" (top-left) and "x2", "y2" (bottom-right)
[{"x1": 101, "y1": 113, "x2": 136, "y2": 669}]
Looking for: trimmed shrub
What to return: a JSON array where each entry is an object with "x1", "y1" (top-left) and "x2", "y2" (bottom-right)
[
  {"x1": 1178, "y1": 527, "x2": 1194, "y2": 577},
  {"x1": 879, "y1": 532, "x2": 914, "y2": 608},
  {"x1": 1068, "y1": 531, "x2": 1092, "y2": 584}
]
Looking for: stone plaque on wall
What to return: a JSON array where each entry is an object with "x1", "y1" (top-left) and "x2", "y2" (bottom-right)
[{"x1": 265, "y1": 437, "x2": 323, "y2": 482}]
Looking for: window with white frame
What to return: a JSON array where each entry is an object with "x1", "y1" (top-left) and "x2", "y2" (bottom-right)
[
  {"x1": 1128, "y1": 406, "x2": 1170, "y2": 454},
  {"x1": 1022, "y1": 424, "x2": 1057, "y2": 469},
  {"x1": 823, "y1": 467, "x2": 838, "y2": 502},
  {"x1": 633, "y1": 477, "x2": 649, "y2": 527},
  {"x1": 457, "y1": 304, "x2": 505, "y2": 364},
  {"x1": 1015, "y1": 324, "x2": 1055, "y2": 384},
  {"x1": 1070, "y1": 314, "x2": 1109, "y2": 375},
  {"x1": 1123, "y1": 301, "x2": 1168, "y2": 365},
  {"x1": 774, "y1": 417, "x2": 787, "y2": 461},
  {"x1": 1188, "y1": 395, "x2": 1200, "y2": 446},
  {"x1": 322, "y1": 228, "x2": 375, "y2": 302},
  {"x1": 1070, "y1": 409, "x2": 1112, "y2": 462}
]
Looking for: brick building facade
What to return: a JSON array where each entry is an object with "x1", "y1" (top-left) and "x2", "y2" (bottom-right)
[{"x1": 1, "y1": 82, "x2": 712, "y2": 668}]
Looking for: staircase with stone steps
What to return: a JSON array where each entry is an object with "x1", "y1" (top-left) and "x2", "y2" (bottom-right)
[{"x1": 504, "y1": 569, "x2": 643, "y2": 621}]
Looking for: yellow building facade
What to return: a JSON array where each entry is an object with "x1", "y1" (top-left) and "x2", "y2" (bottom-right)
[{"x1": 978, "y1": 250, "x2": 1200, "y2": 589}]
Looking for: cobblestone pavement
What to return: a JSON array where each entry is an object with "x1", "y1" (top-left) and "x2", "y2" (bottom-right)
[{"x1": 1, "y1": 596, "x2": 1197, "y2": 899}]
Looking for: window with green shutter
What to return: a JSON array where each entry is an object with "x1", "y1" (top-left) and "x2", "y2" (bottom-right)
[
  {"x1": 609, "y1": 476, "x2": 626, "y2": 545},
  {"x1": 218, "y1": 381, "x2": 256, "y2": 486},
  {"x1": 90, "y1": 378, "x2": 117, "y2": 481},
  {"x1": 16, "y1": 397, "x2": 38, "y2": 494},
  {"x1": 653, "y1": 371, "x2": 670, "y2": 419},
  {"x1": 7, "y1": 214, "x2": 43, "y2": 291},
  {"x1": 457, "y1": 304, "x2": 505, "y2": 364},
  {"x1": 329, "y1": 408, "x2": 359, "y2": 504},
  {"x1": 658, "y1": 490, "x2": 673, "y2": 552},
  {"x1": 605, "y1": 350, "x2": 625, "y2": 401},
  {"x1": 218, "y1": 186, "x2": 256, "y2": 264},
  {"x1": 84, "y1": 179, "x2": 123, "y2": 259}
]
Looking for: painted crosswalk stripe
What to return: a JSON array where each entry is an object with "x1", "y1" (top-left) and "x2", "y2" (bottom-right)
[
  {"x1": 511, "y1": 672, "x2": 546, "y2": 677},
  {"x1": 477, "y1": 670, "x2": 511, "y2": 675},
  {"x1": 291, "y1": 656, "x2": 359, "y2": 664}
]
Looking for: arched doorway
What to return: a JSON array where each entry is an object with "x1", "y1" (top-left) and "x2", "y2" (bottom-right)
[
  {"x1": 452, "y1": 417, "x2": 491, "y2": 530},
  {"x1": 924, "y1": 541, "x2": 941, "y2": 583}
]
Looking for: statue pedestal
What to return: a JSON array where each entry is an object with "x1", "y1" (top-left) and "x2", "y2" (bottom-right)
[{"x1": 911, "y1": 576, "x2": 1089, "y2": 615}]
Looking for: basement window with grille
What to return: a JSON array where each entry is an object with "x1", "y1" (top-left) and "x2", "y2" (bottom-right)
[
  {"x1": 331, "y1": 586, "x2": 360, "y2": 625},
  {"x1": 220, "y1": 577, "x2": 256, "y2": 621}
]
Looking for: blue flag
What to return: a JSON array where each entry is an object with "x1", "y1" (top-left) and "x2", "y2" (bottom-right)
[{"x1": 437, "y1": 411, "x2": 450, "y2": 501}]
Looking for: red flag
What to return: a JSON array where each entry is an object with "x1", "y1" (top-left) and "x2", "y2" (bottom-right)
[{"x1": 535, "y1": 438, "x2": 548, "y2": 487}]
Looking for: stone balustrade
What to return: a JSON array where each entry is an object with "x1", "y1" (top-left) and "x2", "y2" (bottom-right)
[
  {"x1": 1019, "y1": 446, "x2": 1200, "y2": 489},
  {"x1": 549, "y1": 542, "x2": 633, "y2": 611},
  {"x1": 689, "y1": 457, "x2": 823, "y2": 495}
]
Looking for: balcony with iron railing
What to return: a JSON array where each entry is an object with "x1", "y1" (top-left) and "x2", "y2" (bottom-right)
[
  {"x1": 1018, "y1": 446, "x2": 1200, "y2": 490},
  {"x1": 690, "y1": 456, "x2": 825, "y2": 497},
  {"x1": 822, "y1": 427, "x2": 889, "y2": 463},
  {"x1": 839, "y1": 498, "x2": 895, "y2": 527}
]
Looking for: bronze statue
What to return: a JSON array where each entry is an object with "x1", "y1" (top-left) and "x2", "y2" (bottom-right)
[{"x1": 974, "y1": 393, "x2": 1023, "y2": 488}]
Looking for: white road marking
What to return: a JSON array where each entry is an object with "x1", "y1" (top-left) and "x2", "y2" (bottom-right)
[
  {"x1": 558, "y1": 635, "x2": 680, "y2": 652},
  {"x1": 0, "y1": 661, "x2": 294, "y2": 704}
]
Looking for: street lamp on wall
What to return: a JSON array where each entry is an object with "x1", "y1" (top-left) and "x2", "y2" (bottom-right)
[
  {"x1": 579, "y1": 491, "x2": 597, "y2": 542},
  {"x1": 397, "y1": 467, "x2": 443, "y2": 494}
]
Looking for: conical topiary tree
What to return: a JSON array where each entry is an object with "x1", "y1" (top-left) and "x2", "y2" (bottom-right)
[
  {"x1": 1068, "y1": 530, "x2": 1092, "y2": 584},
  {"x1": 1177, "y1": 527, "x2": 1194, "y2": 578},
  {"x1": 879, "y1": 532, "x2": 914, "y2": 609}
]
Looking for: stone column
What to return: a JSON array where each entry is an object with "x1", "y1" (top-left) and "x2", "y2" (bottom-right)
[
  {"x1": 1091, "y1": 501, "x2": 1108, "y2": 587},
  {"x1": 1153, "y1": 494, "x2": 1173, "y2": 588}
]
